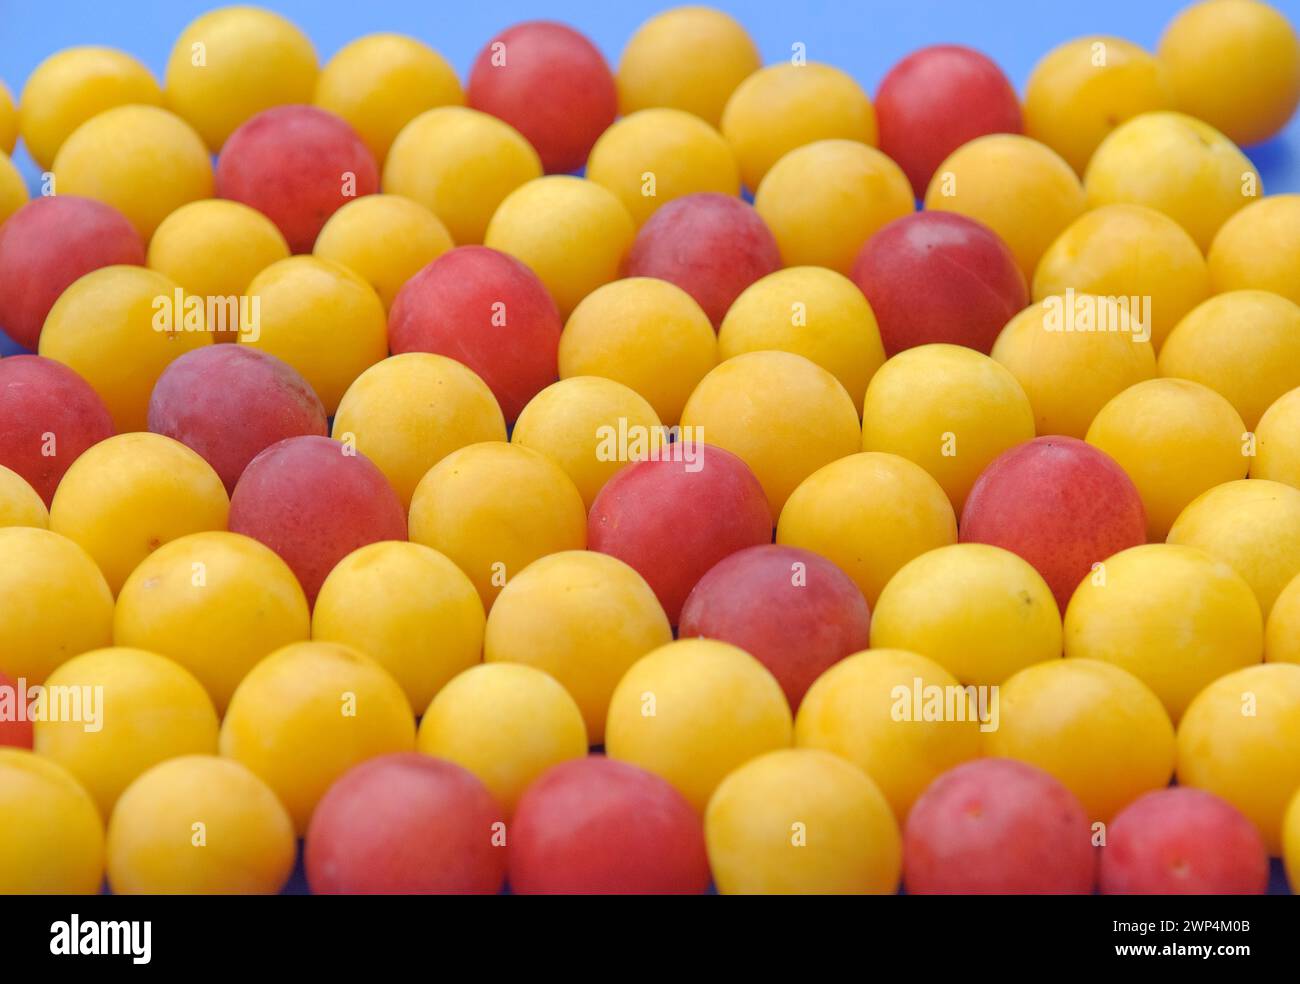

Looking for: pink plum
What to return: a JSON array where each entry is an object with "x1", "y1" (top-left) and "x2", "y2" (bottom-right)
[
  {"x1": 0, "y1": 355, "x2": 114, "y2": 505},
  {"x1": 623, "y1": 193, "x2": 782, "y2": 327},
  {"x1": 467, "y1": 20, "x2": 617, "y2": 174},
  {"x1": 1100, "y1": 788, "x2": 1269, "y2": 895},
  {"x1": 149, "y1": 346, "x2": 327, "y2": 494},
  {"x1": 216, "y1": 105, "x2": 379, "y2": 253},
  {"x1": 904, "y1": 757, "x2": 1097, "y2": 894},
  {"x1": 0, "y1": 196, "x2": 145, "y2": 350},
  {"x1": 588, "y1": 443, "x2": 772, "y2": 624},
  {"x1": 851, "y1": 210, "x2": 1027, "y2": 356},
  {"x1": 228, "y1": 435, "x2": 406, "y2": 604},
  {"x1": 960, "y1": 436, "x2": 1147, "y2": 611},
  {"x1": 875, "y1": 44, "x2": 1023, "y2": 197},
  {"x1": 306, "y1": 753, "x2": 506, "y2": 894},
  {"x1": 388, "y1": 245, "x2": 560, "y2": 422},
  {"x1": 509, "y1": 756, "x2": 710, "y2": 894},
  {"x1": 679, "y1": 544, "x2": 870, "y2": 708}
]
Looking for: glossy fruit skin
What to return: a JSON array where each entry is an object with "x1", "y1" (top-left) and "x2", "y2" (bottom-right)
[
  {"x1": 795, "y1": 648, "x2": 982, "y2": 823},
  {"x1": 681, "y1": 351, "x2": 862, "y2": 520},
  {"x1": 106, "y1": 755, "x2": 296, "y2": 895},
  {"x1": 1023, "y1": 36, "x2": 1175, "y2": 175},
  {"x1": 220, "y1": 641, "x2": 415, "y2": 835},
  {"x1": 1157, "y1": 0, "x2": 1300, "y2": 147},
  {"x1": 623, "y1": 192, "x2": 782, "y2": 328},
  {"x1": 616, "y1": 7, "x2": 759, "y2": 127},
  {"x1": 586, "y1": 108, "x2": 739, "y2": 227},
  {"x1": 985, "y1": 659, "x2": 1176, "y2": 824},
  {"x1": 18, "y1": 46, "x2": 163, "y2": 168},
  {"x1": 1033, "y1": 203, "x2": 1210, "y2": 352},
  {"x1": 861, "y1": 344, "x2": 1036, "y2": 513},
  {"x1": 39, "y1": 265, "x2": 213, "y2": 434},
  {"x1": 468, "y1": 21, "x2": 616, "y2": 175},
  {"x1": 1099, "y1": 787, "x2": 1269, "y2": 895},
  {"x1": 313, "y1": 541, "x2": 484, "y2": 713},
  {"x1": 48, "y1": 432, "x2": 230, "y2": 595},
  {"x1": 313, "y1": 194, "x2": 453, "y2": 311},
  {"x1": 239, "y1": 256, "x2": 387, "y2": 416},
  {"x1": 587, "y1": 443, "x2": 772, "y2": 624},
  {"x1": 0, "y1": 196, "x2": 144, "y2": 351},
  {"x1": 389, "y1": 245, "x2": 561, "y2": 424},
  {"x1": 871, "y1": 543, "x2": 1063, "y2": 687},
  {"x1": 679, "y1": 544, "x2": 871, "y2": 709},
  {"x1": 1209, "y1": 194, "x2": 1300, "y2": 305},
  {"x1": 416, "y1": 663, "x2": 587, "y2": 816},
  {"x1": 114, "y1": 531, "x2": 311, "y2": 715},
  {"x1": 875, "y1": 44, "x2": 1023, "y2": 197},
  {"x1": 903, "y1": 758, "x2": 1097, "y2": 895},
  {"x1": 0, "y1": 749, "x2": 104, "y2": 894},
  {"x1": 1167, "y1": 479, "x2": 1300, "y2": 620},
  {"x1": 1254, "y1": 387, "x2": 1300, "y2": 491},
  {"x1": 305, "y1": 753, "x2": 505, "y2": 895},
  {"x1": 559, "y1": 278, "x2": 717, "y2": 426},
  {"x1": 332, "y1": 353, "x2": 507, "y2": 509},
  {"x1": 216, "y1": 105, "x2": 379, "y2": 253},
  {"x1": 755, "y1": 139, "x2": 915, "y2": 276},
  {"x1": 509, "y1": 756, "x2": 710, "y2": 895},
  {"x1": 0, "y1": 355, "x2": 114, "y2": 505},
  {"x1": 1158, "y1": 290, "x2": 1300, "y2": 431},
  {"x1": 604, "y1": 639, "x2": 793, "y2": 813},
  {"x1": 0, "y1": 528, "x2": 113, "y2": 685},
  {"x1": 777, "y1": 451, "x2": 958, "y2": 608},
  {"x1": 850, "y1": 211, "x2": 1028, "y2": 356},
  {"x1": 1176, "y1": 663, "x2": 1300, "y2": 854},
  {"x1": 1086, "y1": 378, "x2": 1249, "y2": 540},
  {"x1": 313, "y1": 32, "x2": 463, "y2": 165},
  {"x1": 924, "y1": 134, "x2": 1086, "y2": 280},
  {"x1": 718, "y1": 266, "x2": 886, "y2": 410},
  {"x1": 484, "y1": 176, "x2": 636, "y2": 319},
  {"x1": 408, "y1": 442, "x2": 587, "y2": 610},
  {"x1": 959, "y1": 436, "x2": 1147, "y2": 612},
  {"x1": 147, "y1": 200, "x2": 291, "y2": 343},
  {"x1": 52, "y1": 104, "x2": 214, "y2": 240},
  {"x1": 510, "y1": 376, "x2": 663, "y2": 509},
  {"x1": 1064, "y1": 543, "x2": 1263, "y2": 721},
  {"x1": 382, "y1": 106, "x2": 542, "y2": 246},
  {"x1": 991, "y1": 296, "x2": 1157, "y2": 439},
  {"x1": 484, "y1": 550, "x2": 671, "y2": 742},
  {"x1": 1083, "y1": 110, "x2": 1260, "y2": 252},
  {"x1": 720, "y1": 62, "x2": 877, "y2": 192},
  {"x1": 35, "y1": 646, "x2": 220, "y2": 818},
  {"x1": 706, "y1": 748, "x2": 902, "y2": 895},
  {"x1": 149, "y1": 346, "x2": 328, "y2": 495},
  {"x1": 228, "y1": 435, "x2": 406, "y2": 605},
  {"x1": 164, "y1": 6, "x2": 318, "y2": 151}
]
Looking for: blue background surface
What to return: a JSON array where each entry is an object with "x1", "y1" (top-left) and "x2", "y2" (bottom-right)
[
  {"x1": 3, "y1": 0, "x2": 1298, "y2": 894},
  {"x1": 1, "y1": 0, "x2": 1299, "y2": 197}
]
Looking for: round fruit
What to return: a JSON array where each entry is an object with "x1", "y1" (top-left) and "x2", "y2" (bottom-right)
[
  {"x1": 509, "y1": 756, "x2": 710, "y2": 894},
  {"x1": 416, "y1": 663, "x2": 587, "y2": 815},
  {"x1": 1064, "y1": 543, "x2": 1263, "y2": 720},
  {"x1": 706, "y1": 748, "x2": 901, "y2": 895},
  {"x1": 605, "y1": 639, "x2": 793, "y2": 812},
  {"x1": 903, "y1": 757, "x2": 1096, "y2": 894}
]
